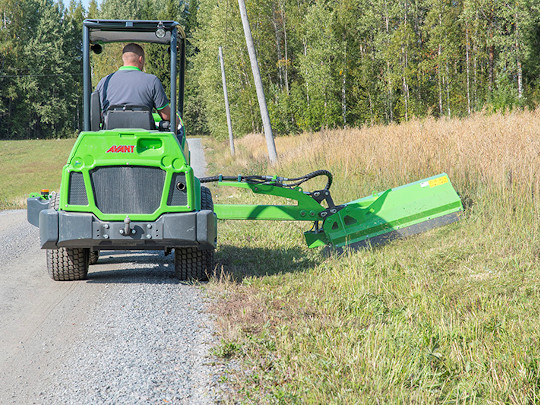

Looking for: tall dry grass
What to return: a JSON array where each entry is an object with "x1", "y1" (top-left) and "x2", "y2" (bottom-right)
[{"x1": 232, "y1": 109, "x2": 540, "y2": 205}]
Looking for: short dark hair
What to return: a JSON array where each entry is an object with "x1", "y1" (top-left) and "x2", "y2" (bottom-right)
[{"x1": 122, "y1": 43, "x2": 145, "y2": 58}]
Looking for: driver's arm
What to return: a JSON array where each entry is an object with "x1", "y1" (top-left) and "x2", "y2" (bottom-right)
[{"x1": 157, "y1": 105, "x2": 171, "y2": 121}]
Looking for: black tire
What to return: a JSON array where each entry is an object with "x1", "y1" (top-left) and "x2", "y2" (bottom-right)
[
  {"x1": 174, "y1": 247, "x2": 214, "y2": 281},
  {"x1": 200, "y1": 185, "x2": 214, "y2": 211},
  {"x1": 47, "y1": 248, "x2": 89, "y2": 281},
  {"x1": 89, "y1": 250, "x2": 99, "y2": 265},
  {"x1": 46, "y1": 194, "x2": 89, "y2": 281},
  {"x1": 174, "y1": 186, "x2": 215, "y2": 281}
]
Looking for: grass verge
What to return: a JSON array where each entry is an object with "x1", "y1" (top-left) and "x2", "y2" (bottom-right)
[
  {"x1": 0, "y1": 138, "x2": 76, "y2": 210},
  {"x1": 205, "y1": 110, "x2": 540, "y2": 403}
]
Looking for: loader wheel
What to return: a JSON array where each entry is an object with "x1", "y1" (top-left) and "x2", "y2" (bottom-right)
[
  {"x1": 174, "y1": 186, "x2": 215, "y2": 281},
  {"x1": 46, "y1": 193, "x2": 90, "y2": 281},
  {"x1": 174, "y1": 247, "x2": 214, "y2": 281},
  {"x1": 89, "y1": 250, "x2": 99, "y2": 265},
  {"x1": 200, "y1": 185, "x2": 214, "y2": 211},
  {"x1": 47, "y1": 248, "x2": 89, "y2": 281}
]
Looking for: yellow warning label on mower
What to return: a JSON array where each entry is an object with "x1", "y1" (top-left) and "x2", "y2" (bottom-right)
[{"x1": 429, "y1": 176, "x2": 449, "y2": 188}]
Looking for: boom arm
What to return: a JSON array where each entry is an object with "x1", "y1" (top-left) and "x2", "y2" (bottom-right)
[{"x1": 213, "y1": 180, "x2": 328, "y2": 221}]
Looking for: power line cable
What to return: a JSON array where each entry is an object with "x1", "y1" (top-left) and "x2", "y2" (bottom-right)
[{"x1": 0, "y1": 73, "x2": 82, "y2": 78}]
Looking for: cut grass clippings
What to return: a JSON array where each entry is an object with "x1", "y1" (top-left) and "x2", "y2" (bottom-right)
[{"x1": 206, "y1": 110, "x2": 540, "y2": 403}]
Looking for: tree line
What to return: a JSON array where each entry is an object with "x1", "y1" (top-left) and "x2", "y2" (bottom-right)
[
  {"x1": 0, "y1": 0, "x2": 84, "y2": 139},
  {"x1": 194, "y1": 0, "x2": 540, "y2": 137},
  {"x1": 0, "y1": 0, "x2": 538, "y2": 139}
]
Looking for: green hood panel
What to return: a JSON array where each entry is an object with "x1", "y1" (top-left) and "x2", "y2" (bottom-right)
[{"x1": 60, "y1": 130, "x2": 198, "y2": 221}]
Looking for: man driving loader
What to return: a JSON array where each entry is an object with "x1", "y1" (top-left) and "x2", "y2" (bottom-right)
[{"x1": 95, "y1": 43, "x2": 171, "y2": 125}]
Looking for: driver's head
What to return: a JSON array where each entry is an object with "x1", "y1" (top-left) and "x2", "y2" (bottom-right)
[{"x1": 122, "y1": 43, "x2": 145, "y2": 69}]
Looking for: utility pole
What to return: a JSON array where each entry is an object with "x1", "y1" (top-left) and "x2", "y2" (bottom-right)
[
  {"x1": 219, "y1": 47, "x2": 235, "y2": 156},
  {"x1": 237, "y1": 0, "x2": 278, "y2": 164},
  {"x1": 219, "y1": 46, "x2": 234, "y2": 156}
]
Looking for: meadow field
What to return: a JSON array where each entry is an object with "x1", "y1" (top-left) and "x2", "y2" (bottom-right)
[
  {"x1": 207, "y1": 109, "x2": 540, "y2": 403},
  {"x1": 0, "y1": 138, "x2": 75, "y2": 210}
]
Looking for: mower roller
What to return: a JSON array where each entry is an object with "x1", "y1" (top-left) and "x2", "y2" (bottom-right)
[{"x1": 26, "y1": 19, "x2": 463, "y2": 282}]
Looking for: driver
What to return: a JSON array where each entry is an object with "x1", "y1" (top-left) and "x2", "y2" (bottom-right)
[{"x1": 95, "y1": 43, "x2": 171, "y2": 121}]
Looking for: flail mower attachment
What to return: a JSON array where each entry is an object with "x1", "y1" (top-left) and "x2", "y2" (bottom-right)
[{"x1": 201, "y1": 171, "x2": 463, "y2": 250}]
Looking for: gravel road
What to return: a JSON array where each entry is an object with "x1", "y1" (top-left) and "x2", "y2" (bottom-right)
[{"x1": 0, "y1": 138, "x2": 221, "y2": 404}]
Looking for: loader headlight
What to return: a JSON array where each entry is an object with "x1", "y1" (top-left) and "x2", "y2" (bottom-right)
[{"x1": 155, "y1": 22, "x2": 166, "y2": 39}]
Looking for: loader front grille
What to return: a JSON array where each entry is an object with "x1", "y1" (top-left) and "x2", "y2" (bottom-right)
[
  {"x1": 90, "y1": 166, "x2": 165, "y2": 214},
  {"x1": 68, "y1": 172, "x2": 88, "y2": 205}
]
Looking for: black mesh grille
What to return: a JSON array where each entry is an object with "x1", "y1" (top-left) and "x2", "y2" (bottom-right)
[
  {"x1": 167, "y1": 173, "x2": 188, "y2": 206},
  {"x1": 90, "y1": 166, "x2": 165, "y2": 214},
  {"x1": 68, "y1": 172, "x2": 88, "y2": 205}
]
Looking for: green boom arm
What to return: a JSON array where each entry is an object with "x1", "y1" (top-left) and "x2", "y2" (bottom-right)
[{"x1": 213, "y1": 181, "x2": 326, "y2": 221}]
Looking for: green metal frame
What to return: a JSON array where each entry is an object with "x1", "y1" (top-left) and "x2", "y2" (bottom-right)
[{"x1": 214, "y1": 181, "x2": 324, "y2": 220}]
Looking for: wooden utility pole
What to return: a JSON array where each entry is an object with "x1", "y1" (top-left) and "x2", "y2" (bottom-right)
[
  {"x1": 237, "y1": 0, "x2": 278, "y2": 164},
  {"x1": 219, "y1": 47, "x2": 235, "y2": 156}
]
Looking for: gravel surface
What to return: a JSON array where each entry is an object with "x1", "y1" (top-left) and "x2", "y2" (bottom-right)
[
  {"x1": 0, "y1": 139, "x2": 224, "y2": 404},
  {"x1": 40, "y1": 252, "x2": 220, "y2": 404},
  {"x1": 0, "y1": 209, "x2": 36, "y2": 263}
]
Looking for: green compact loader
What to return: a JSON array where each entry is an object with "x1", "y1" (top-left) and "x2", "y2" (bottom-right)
[{"x1": 27, "y1": 19, "x2": 464, "y2": 281}]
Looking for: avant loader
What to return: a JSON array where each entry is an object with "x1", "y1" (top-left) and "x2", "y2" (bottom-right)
[{"x1": 27, "y1": 19, "x2": 463, "y2": 281}]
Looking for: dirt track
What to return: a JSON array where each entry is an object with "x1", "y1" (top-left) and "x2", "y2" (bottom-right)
[{"x1": 0, "y1": 138, "x2": 219, "y2": 404}]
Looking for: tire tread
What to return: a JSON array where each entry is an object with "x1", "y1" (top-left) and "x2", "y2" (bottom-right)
[
  {"x1": 174, "y1": 186, "x2": 215, "y2": 281},
  {"x1": 46, "y1": 193, "x2": 89, "y2": 281},
  {"x1": 89, "y1": 250, "x2": 99, "y2": 265}
]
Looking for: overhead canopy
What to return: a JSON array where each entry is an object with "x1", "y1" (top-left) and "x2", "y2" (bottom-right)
[{"x1": 83, "y1": 19, "x2": 185, "y2": 45}]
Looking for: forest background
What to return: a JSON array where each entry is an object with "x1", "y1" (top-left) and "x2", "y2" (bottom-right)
[{"x1": 0, "y1": 0, "x2": 538, "y2": 140}]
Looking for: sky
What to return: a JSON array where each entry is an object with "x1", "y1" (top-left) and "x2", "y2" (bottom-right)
[{"x1": 62, "y1": 0, "x2": 98, "y2": 12}]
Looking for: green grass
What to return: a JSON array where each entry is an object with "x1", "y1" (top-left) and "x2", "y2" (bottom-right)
[
  {"x1": 0, "y1": 139, "x2": 76, "y2": 210},
  {"x1": 204, "y1": 137, "x2": 540, "y2": 403}
]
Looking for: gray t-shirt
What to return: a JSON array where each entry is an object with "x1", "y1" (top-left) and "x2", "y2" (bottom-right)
[{"x1": 95, "y1": 66, "x2": 169, "y2": 112}]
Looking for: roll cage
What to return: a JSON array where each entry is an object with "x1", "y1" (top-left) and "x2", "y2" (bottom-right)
[{"x1": 82, "y1": 19, "x2": 187, "y2": 132}]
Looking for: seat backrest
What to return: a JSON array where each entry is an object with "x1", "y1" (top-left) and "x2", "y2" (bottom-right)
[
  {"x1": 104, "y1": 105, "x2": 155, "y2": 130},
  {"x1": 90, "y1": 91, "x2": 102, "y2": 131}
]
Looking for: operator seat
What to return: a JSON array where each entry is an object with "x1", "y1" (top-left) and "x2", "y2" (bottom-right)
[
  {"x1": 90, "y1": 90, "x2": 155, "y2": 131},
  {"x1": 90, "y1": 91, "x2": 102, "y2": 131},
  {"x1": 104, "y1": 105, "x2": 155, "y2": 130}
]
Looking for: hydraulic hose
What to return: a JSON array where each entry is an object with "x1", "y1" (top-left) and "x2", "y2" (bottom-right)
[
  {"x1": 200, "y1": 170, "x2": 333, "y2": 190},
  {"x1": 283, "y1": 170, "x2": 333, "y2": 190}
]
